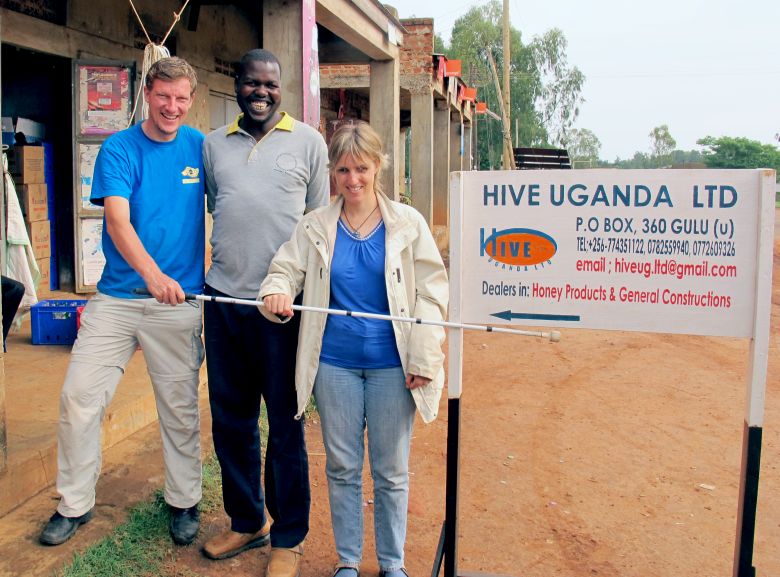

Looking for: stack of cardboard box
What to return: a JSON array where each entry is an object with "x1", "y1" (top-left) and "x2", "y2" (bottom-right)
[{"x1": 10, "y1": 145, "x2": 51, "y2": 297}]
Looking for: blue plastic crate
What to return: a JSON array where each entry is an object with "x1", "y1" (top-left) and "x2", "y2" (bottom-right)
[{"x1": 31, "y1": 299, "x2": 87, "y2": 345}]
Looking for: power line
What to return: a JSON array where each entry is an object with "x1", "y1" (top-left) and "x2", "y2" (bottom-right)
[
  {"x1": 501, "y1": 69, "x2": 780, "y2": 81},
  {"x1": 584, "y1": 70, "x2": 780, "y2": 79}
]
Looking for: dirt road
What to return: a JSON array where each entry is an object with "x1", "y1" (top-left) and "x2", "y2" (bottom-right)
[
  {"x1": 2, "y1": 216, "x2": 778, "y2": 577},
  {"x1": 175, "y1": 219, "x2": 780, "y2": 576}
]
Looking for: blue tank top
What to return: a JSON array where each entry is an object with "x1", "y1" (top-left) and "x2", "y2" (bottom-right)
[{"x1": 320, "y1": 220, "x2": 402, "y2": 369}]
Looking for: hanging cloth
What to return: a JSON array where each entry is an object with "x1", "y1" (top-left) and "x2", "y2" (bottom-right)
[
  {"x1": 3, "y1": 150, "x2": 40, "y2": 311},
  {"x1": 127, "y1": 0, "x2": 191, "y2": 124}
]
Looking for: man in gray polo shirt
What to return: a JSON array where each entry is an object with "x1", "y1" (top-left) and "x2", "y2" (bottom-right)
[{"x1": 201, "y1": 49, "x2": 328, "y2": 577}]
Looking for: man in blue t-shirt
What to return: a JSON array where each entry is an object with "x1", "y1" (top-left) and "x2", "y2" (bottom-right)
[{"x1": 39, "y1": 57, "x2": 206, "y2": 548}]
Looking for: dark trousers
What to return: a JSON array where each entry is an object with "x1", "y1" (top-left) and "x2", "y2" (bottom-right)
[
  {"x1": 203, "y1": 284, "x2": 310, "y2": 547},
  {"x1": 2, "y1": 276, "x2": 25, "y2": 350}
]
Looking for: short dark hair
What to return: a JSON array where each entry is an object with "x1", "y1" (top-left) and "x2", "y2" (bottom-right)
[
  {"x1": 145, "y1": 57, "x2": 197, "y2": 94},
  {"x1": 236, "y1": 49, "x2": 282, "y2": 79}
]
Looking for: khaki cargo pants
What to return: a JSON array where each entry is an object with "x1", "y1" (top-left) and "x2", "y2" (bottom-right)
[{"x1": 55, "y1": 292, "x2": 204, "y2": 517}]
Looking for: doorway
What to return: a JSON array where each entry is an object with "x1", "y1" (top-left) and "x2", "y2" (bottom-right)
[{"x1": 1, "y1": 44, "x2": 74, "y2": 292}]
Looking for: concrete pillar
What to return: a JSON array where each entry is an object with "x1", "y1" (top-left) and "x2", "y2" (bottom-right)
[
  {"x1": 0, "y1": 343, "x2": 5, "y2": 473},
  {"x1": 399, "y1": 127, "x2": 408, "y2": 197},
  {"x1": 442, "y1": 113, "x2": 462, "y2": 231},
  {"x1": 0, "y1": 309, "x2": 5, "y2": 473},
  {"x1": 0, "y1": 41, "x2": 6, "y2": 474},
  {"x1": 450, "y1": 113, "x2": 463, "y2": 173},
  {"x1": 472, "y1": 113, "x2": 480, "y2": 169},
  {"x1": 410, "y1": 92, "x2": 434, "y2": 223},
  {"x1": 463, "y1": 122, "x2": 473, "y2": 171},
  {"x1": 263, "y1": 0, "x2": 304, "y2": 120},
  {"x1": 370, "y1": 59, "x2": 400, "y2": 201},
  {"x1": 432, "y1": 100, "x2": 450, "y2": 227}
]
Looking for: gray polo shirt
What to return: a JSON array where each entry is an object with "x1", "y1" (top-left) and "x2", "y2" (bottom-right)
[{"x1": 204, "y1": 112, "x2": 329, "y2": 298}]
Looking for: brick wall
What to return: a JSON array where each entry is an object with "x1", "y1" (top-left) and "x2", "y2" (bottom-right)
[
  {"x1": 400, "y1": 18, "x2": 434, "y2": 76},
  {"x1": 319, "y1": 18, "x2": 435, "y2": 81},
  {"x1": 320, "y1": 64, "x2": 370, "y2": 80},
  {"x1": 320, "y1": 88, "x2": 371, "y2": 141}
]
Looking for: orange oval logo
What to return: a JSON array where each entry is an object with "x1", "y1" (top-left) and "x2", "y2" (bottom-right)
[{"x1": 483, "y1": 228, "x2": 557, "y2": 266}]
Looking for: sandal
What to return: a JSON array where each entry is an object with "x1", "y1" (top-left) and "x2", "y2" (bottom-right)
[
  {"x1": 379, "y1": 570, "x2": 409, "y2": 577},
  {"x1": 332, "y1": 567, "x2": 360, "y2": 577}
]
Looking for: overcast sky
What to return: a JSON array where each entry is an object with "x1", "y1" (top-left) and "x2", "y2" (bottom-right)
[{"x1": 387, "y1": 0, "x2": 780, "y2": 160}]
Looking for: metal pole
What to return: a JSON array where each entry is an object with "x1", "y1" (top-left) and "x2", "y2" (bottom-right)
[
  {"x1": 174, "y1": 292, "x2": 561, "y2": 342},
  {"x1": 443, "y1": 396, "x2": 461, "y2": 577},
  {"x1": 732, "y1": 169, "x2": 775, "y2": 577}
]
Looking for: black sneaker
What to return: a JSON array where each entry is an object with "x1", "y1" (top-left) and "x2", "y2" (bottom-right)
[
  {"x1": 169, "y1": 504, "x2": 199, "y2": 545},
  {"x1": 39, "y1": 509, "x2": 93, "y2": 546}
]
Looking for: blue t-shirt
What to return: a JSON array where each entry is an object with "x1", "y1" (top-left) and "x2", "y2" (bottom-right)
[
  {"x1": 320, "y1": 221, "x2": 402, "y2": 369},
  {"x1": 91, "y1": 123, "x2": 205, "y2": 298}
]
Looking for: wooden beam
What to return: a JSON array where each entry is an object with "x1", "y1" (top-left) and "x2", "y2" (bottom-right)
[
  {"x1": 0, "y1": 9, "x2": 138, "y2": 61},
  {"x1": 316, "y1": 0, "x2": 399, "y2": 61},
  {"x1": 319, "y1": 38, "x2": 372, "y2": 64}
]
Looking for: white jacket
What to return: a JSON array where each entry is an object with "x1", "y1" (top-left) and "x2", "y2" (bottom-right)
[{"x1": 259, "y1": 192, "x2": 449, "y2": 423}]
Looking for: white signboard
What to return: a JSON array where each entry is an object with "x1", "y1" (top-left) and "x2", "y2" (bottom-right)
[
  {"x1": 79, "y1": 144, "x2": 101, "y2": 210},
  {"x1": 453, "y1": 169, "x2": 772, "y2": 338},
  {"x1": 80, "y1": 218, "x2": 105, "y2": 286}
]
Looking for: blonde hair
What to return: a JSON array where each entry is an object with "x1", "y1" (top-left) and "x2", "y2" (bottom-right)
[
  {"x1": 328, "y1": 120, "x2": 387, "y2": 196},
  {"x1": 145, "y1": 57, "x2": 198, "y2": 94}
]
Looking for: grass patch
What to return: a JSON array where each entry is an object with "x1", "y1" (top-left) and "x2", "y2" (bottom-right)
[
  {"x1": 59, "y1": 492, "x2": 173, "y2": 577},
  {"x1": 199, "y1": 452, "x2": 224, "y2": 516},
  {"x1": 59, "y1": 455, "x2": 224, "y2": 577},
  {"x1": 57, "y1": 404, "x2": 283, "y2": 577},
  {"x1": 58, "y1": 455, "x2": 222, "y2": 577}
]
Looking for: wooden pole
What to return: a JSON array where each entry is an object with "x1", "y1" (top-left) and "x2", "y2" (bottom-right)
[
  {"x1": 485, "y1": 50, "x2": 515, "y2": 169},
  {"x1": 501, "y1": 0, "x2": 513, "y2": 168}
]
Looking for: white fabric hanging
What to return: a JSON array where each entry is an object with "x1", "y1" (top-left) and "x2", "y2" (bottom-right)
[
  {"x1": 139, "y1": 44, "x2": 171, "y2": 120},
  {"x1": 127, "y1": 0, "x2": 191, "y2": 124},
  {"x1": 3, "y1": 150, "x2": 40, "y2": 311}
]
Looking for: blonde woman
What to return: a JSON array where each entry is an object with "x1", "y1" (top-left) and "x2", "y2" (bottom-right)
[{"x1": 260, "y1": 121, "x2": 448, "y2": 577}]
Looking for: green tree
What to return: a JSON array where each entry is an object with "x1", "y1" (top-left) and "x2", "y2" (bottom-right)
[
  {"x1": 444, "y1": 0, "x2": 583, "y2": 168},
  {"x1": 446, "y1": 1, "x2": 528, "y2": 168},
  {"x1": 610, "y1": 148, "x2": 705, "y2": 169},
  {"x1": 670, "y1": 149, "x2": 704, "y2": 165},
  {"x1": 649, "y1": 124, "x2": 676, "y2": 167},
  {"x1": 434, "y1": 33, "x2": 447, "y2": 54},
  {"x1": 531, "y1": 29, "x2": 585, "y2": 147},
  {"x1": 563, "y1": 128, "x2": 601, "y2": 166},
  {"x1": 612, "y1": 151, "x2": 653, "y2": 169},
  {"x1": 697, "y1": 136, "x2": 780, "y2": 177}
]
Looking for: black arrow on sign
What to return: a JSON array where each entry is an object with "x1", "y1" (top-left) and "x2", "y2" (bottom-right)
[{"x1": 491, "y1": 310, "x2": 581, "y2": 322}]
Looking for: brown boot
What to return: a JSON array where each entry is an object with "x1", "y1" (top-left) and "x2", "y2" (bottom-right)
[
  {"x1": 265, "y1": 543, "x2": 304, "y2": 577},
  {"x1": 202, "y1": 519, "x2": 271, "y2": 560}
]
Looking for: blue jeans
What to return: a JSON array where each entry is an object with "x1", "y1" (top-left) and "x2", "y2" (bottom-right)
[{"x1": 314, "y1": 362, "x2": 415, "y2": 571}]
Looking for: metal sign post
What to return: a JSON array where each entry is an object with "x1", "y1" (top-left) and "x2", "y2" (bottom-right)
[
  {"x1": 733, "y1": 169, "x2": 775, "y2": 577},
  {"x1": 435, "y1": 169, "x2": 775, "y2": 577},
  {"x1": 437, "y1": 172, "x2": 465, "y2": 577}
]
